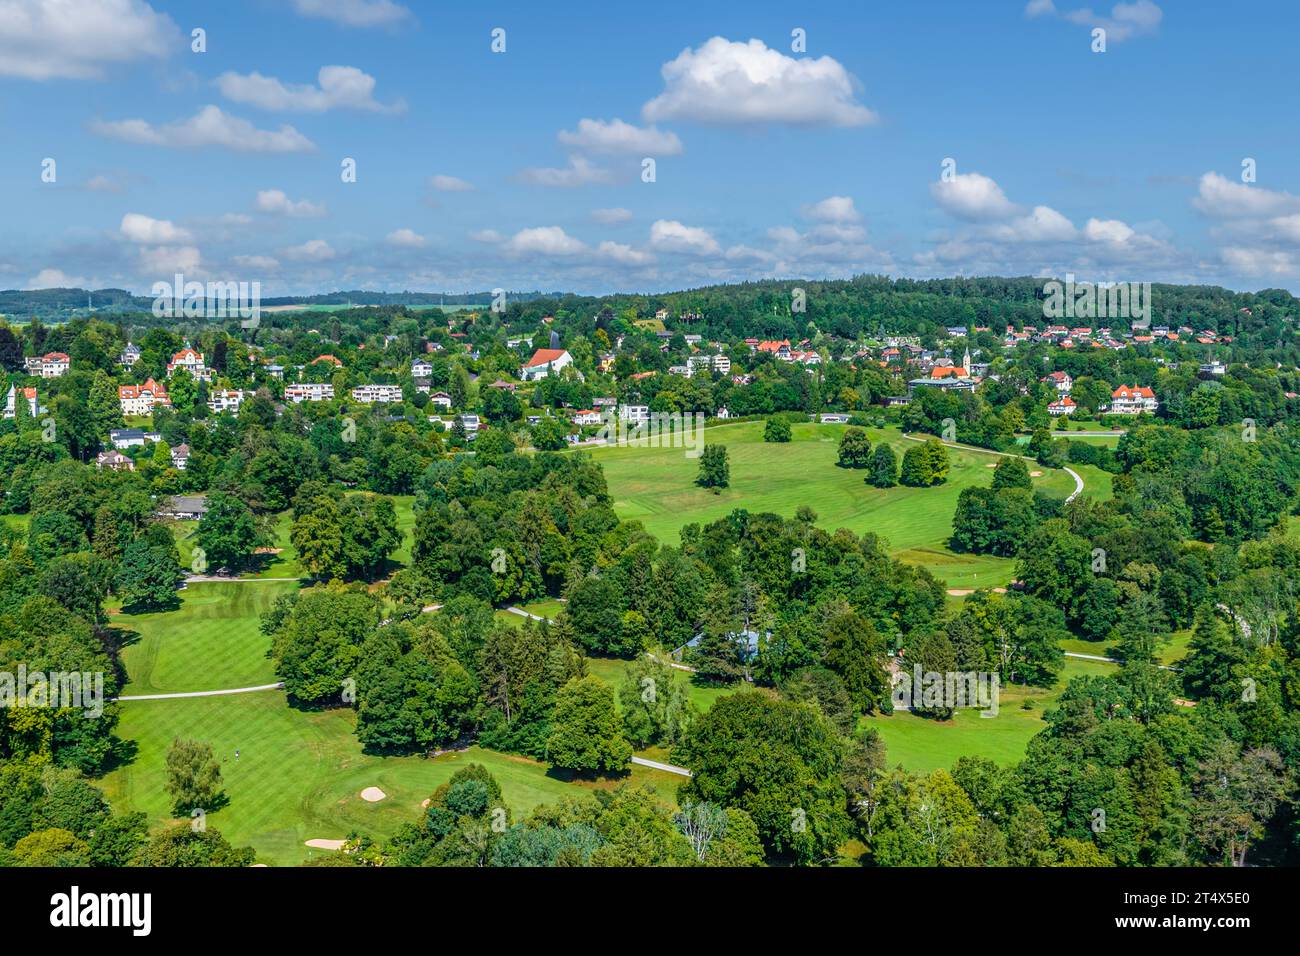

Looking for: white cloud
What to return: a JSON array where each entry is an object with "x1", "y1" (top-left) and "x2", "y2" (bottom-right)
[
  {"x1": 1221, "y1": 247, "x2": 1298, "y2": 277},
  {"x1": 931, "y1": 172, "x2": 1020, "y2": 221},
  {"x1": 504, "y1": 227, "x2": 587, "y2": 256},
  {"x1": 1030, "y1": 1, "x2": 1164, "y2": 43},
  {"x1": 1083, "y1": 217, "x2": 1135, "y2": 244},
  {"x1": 518, "y1": 156, "x2": 614, "y2": 187},
  {"x1": 283, "y1": 239, "x2": 336, "y2": 261},
  {"x1": 1193, "y1": 172, "x2": 1300, "y2": 219},
  {"x1": 0, "y1": 0, "x2": 178, "y2": 81},
  {"x1": 802, "y1": 196, "x2": 860, "y2": 223},
  {"x1": 255, "y1": 189, "x2": 326, "y2": 218},
  {"x1": 649, "y1": 219, "x2": 721, "y2": 256},
  {"x1": 26, "y1": 268, "x2": 86, "y2": 289},
  {"x1": 597, "y1": 241, "x2": 654, "y2": 266},
  {"x1": 558, "y1": 118, "x2": 682, "y2": 155},
  {"x1": 592, "y1": 207, "x2": 633, "y2": 224},
  {"x1": 386, "y1": 228, "x2": 426, "y2": 247},
  {"x1": 430, "y1": 174, "x2": 474, "y2": 192},
  {"x1": 468, "y1": 229, "x2": 503, "y2": 243},
  {"x1": 216, "y1": 65, "x2": 403, "y2": 113},
  {"x1": 988, "y1": 205, "x2": 1078, "y2": 242},
  {"x1": 119, "y1": 213, "x2": 192, "y2": 244},
  {"x1": 139, "y1": 245, "x2": 201, "y2": 275},
  {"x1": 291, "y1": 0, "x2": 411, "y2": 28},
  {"x1": 642, "y1": 37, "x2": 877, "y2": 127},
  {"x1": 92, "y1": 105, "x2": 315, "y2": 153}
]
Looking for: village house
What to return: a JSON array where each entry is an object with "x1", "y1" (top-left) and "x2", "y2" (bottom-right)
[
  {"x1": 167, "y1": 348, "x2": 209, "y2": 381},
  {"x1": 1106, "y1": 384, "x2": 1158, "y2": 415},
  {"x1": 619, "y1": 404, "x2": 650, "y2": 424},
  {"x1": 572, "y1": 409, "x2": 604, "y2": 425},
  {"x1": 1048, "y1": 396, "x2": 1078, "y2": 416},
  {"x1": 109, "y1": 428, "x2": 162, "y2": 449},
  {"x1": 207, "y1": 389, "x2": 245, "y2": 414},
  {"x1": 1042, "y1": 370, "x2": 1073, "y2": 393},
  {"x1": 118, "y1": 379, "x2": 171, "y2": 416},
  {"x1": 3, "y1": 385, "x2": 38, "y2": 419},
  {"x1": 25, "y1": 352, "x2": 70, "y2": 378},
  {"x1": 519, "y1": 348, "x2": 573, "y2": 382},
  {"x1": 428, "y1": 391, "x2": 452, "y2": 409},
  {"x1": 118, "y1": 343, "x2": 141, "y2": 368},
  {"x1": 170, "y1": 443, "x2": 190, "y2": 471},
  {"x1": 95, "y1": 449, "x2": 135, "y2": 472},
  {"x1": 411, "y1": 359, "x2": 434, "y2": 378},
  {"x1": 284, "y1": 382, "x2": 335, "y2": 403},
  {"x1": 351, "y1": 384, "x2": 404, "y2": 403}
]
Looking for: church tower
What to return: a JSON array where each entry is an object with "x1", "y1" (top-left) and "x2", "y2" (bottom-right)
[{"x1": 962, "y1": 346, "x2": 971, "y2": 376}]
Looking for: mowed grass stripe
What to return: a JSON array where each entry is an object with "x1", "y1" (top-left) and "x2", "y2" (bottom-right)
[
  {"x1": 114, "y1": 582, "x2": 299, "y2": 695},
  {"x1": 102, "y1": 690, "x2": 685, "y2": 865}
]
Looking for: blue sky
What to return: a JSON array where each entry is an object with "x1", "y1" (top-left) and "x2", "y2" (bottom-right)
[{"x1": 3, "y1": 0, "x2": 1300, "y2": 296}]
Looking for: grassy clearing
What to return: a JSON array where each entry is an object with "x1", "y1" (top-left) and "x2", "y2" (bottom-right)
[
  {"x1": 113, "y1": 581, "x2": 299, "y2": 695},
  {"x1": 583, "y1": 654, "x2": 735, "y2": 715},
  {"x1": 588, "y1": 421, "x2": 1079, "y2": 588},
  {"x1": 101, "y1": 691, "x2": 683, "y2": 865},
  {"x1": 861, "y1": 657, "x2": 1116, "y2": 774}
]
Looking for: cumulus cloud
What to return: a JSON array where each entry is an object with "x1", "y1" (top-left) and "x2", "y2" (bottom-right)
[
  {"x1": 290, "y1": 0, "x2": 411, "y2": 28},
  {"x1": 283, "y1": 239, "x2": 336, "y2": 261},
  {"x1": 558, "y1": 118, "x2": 682, "y2": 155},
  {"x1": 430, "y1": 174, "x2": 474, "y2": 192},
  {"x1": 596, "y1": 241, "x2": 654, "y2": 266},
  {"x1": 988, "y1": 205, "x2": 1078, "y2": 243},
  {"x1": 931, "y1": 172, "x2": 1020, "y2": 221},
  {"x1": 518, "y1": 156, "x2": 614, "y2": 187},
  {"x1": 504, "y1": 227, "x2": 587, "y2": 256},
  {"x1": 649, "y1": 220, "x2": 721, "y2": 256},
  {"x1": 92, "y1": 105, "x2": 315, "y2": 153},
  {"x1": 592, "y1": 207, "x2": 633, "y2": 224},
  {"x1": 642, "y1": 37, "x2": 877, "y2": 127},
  {"x1": 139, "y1": 245, "x2": 201, "y2": 275},
  {"x1": 119, "y1": 213, "x2": 192, "y2": 244},
  {"x1": 802, "y1": 196, "x2": 861, "y2": 223},
  {"x1": 216, "y1": 65, "x2": 404, "y2": 113},
  {"x1": 26, "y1": 268, "x2": 86, "y2": 289},
  {"x1": 1221, "y1": 247, "x2": 1299, "y2": 277},
  {"x1": 0, "y1": 0, "x2": 178, "y2": 81},
  {"x1": 385, "y1": 228, "x2": 426, "y2": 247},
  {"x1": 255, "y1": 190, "x2": 326, "y2": 218},
  {"x1": 1193, "y1": 172, "x2": 1300, "y2": 219},
  {"x1": 1026, "y1": 1, "x2": 1163, "y2": 43}
]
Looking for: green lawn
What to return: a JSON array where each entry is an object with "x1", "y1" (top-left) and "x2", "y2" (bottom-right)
[
  {"x1": 101, "y1": 691, "x2": 684, "y2": 865},
  {"x1": 587, "y1": 421, "x2": 1081, "y2": 588},
  {"x1": 114, "y1": 581, "x2": 299, "y2": 695},
  {"x1": 584, "y1": 654, "x2": 735, "y2": 715},
  {"x1": 862, "y1": 657, "x2": 1117, "y2": 774}
]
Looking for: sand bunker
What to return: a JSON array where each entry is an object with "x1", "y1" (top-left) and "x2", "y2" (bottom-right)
[
  {"x1": 305, "y1": 839, "x2": 346, "y2": 850},
  {"x1": 1029, "y1": 470, "x2": 1043, "y2": 477},
  {"x1": 360, "y1": 786, "x2": 387, "y2": 802}
]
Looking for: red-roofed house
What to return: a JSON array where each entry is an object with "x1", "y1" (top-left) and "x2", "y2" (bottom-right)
[
  {"x1": 167, "y1": 348, "x2": 209, "y2": 381},
  {"x1": 520, "y1": 348, "x2": 572, "y2": 382},
  {"x1": 118, "y1": 379, "x2": 171, "y2": 416},
  {"x1": 1048, "y1": 396, "x2": 1077, "y2": 416},
  {"x1": 1107, "y1": 384, "x2": 1158, "y2": 415},
  {"x1": 1042, "y1": 370, "x2": 1073, "y2": 393}
]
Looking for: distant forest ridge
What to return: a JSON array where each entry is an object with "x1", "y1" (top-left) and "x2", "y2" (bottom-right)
[
  {"x1": 2, "y1": 275, "x2": 1298, "y2": 329},
  {"x1": 0, "y1": 288, "x2": 555, "y2": 319}
]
